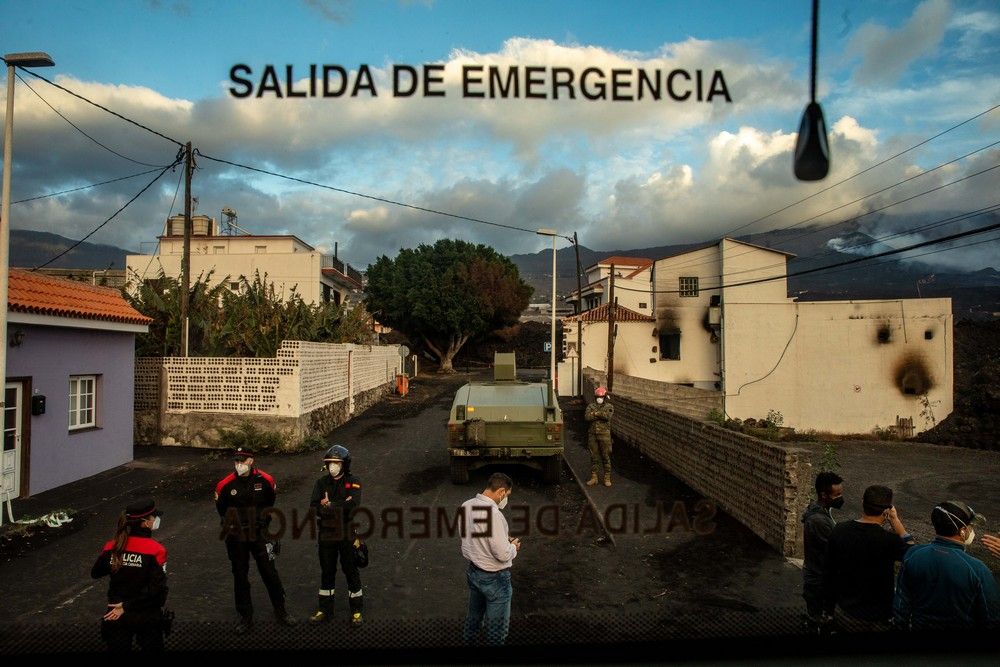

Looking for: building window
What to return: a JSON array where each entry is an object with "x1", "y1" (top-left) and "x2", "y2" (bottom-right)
[
  {"x1": 638, "y1": 302, "x2": 647, "y2": 309},
  {"x1": 659, "y1": 333, "x2": 681, "y2": 360},
  {"x1": 69, "y1": 375, "x2": 97, "y2": 430},
  {"x1": 679, "y1": 277, "x2": 699, "y2": 297},
  {"x1": 213, "y1": 245, "x2": 226, "y2": 254},
  {"x1": 255, "y1": 245, "x2": 267, "y2": 254},
  {"x1": 229, "y1": 281, "x2": 240, "y2": 292}
]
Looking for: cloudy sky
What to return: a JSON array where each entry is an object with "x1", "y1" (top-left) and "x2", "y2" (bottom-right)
[{"x1": 3, "y1": 0, "x2": 998, "y2": 271}]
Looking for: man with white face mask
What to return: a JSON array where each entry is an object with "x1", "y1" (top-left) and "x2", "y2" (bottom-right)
[
  {"x1": 214, "y1": 446, "x2": 296, "y2": 633},
  {"x1": 309, "y1": 444, "x2": 364, "y2": 627},
  {"x1": 460, "y1": 472, "x2": 520, "y2": 645},
  {"x1": 893, "y1": 500, "x2": 1000, "y2": 631}
]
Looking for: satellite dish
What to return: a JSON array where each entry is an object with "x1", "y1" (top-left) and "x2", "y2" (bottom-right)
[{"x1": 398, "y1": 345, "x2": 410, "y2": 358}]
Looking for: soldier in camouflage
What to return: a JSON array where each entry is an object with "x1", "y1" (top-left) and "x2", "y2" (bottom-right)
[{"x1": 585, "y1": 386, "x2": 614, "y2": 487}]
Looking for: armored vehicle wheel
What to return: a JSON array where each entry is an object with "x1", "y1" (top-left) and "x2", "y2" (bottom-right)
[
  {"x1": 450, "y1": 457, "x2": 469, "y2": 484},
  {"x1": 542, "y1": 455, "x2": 562, "y2": 484}
]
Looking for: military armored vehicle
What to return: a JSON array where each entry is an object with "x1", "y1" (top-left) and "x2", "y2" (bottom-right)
[{"x1": 447, "y1": 352, "x2": 563, "y2": 484}]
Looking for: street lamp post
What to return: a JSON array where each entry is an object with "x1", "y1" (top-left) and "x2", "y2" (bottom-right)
[
  {"x1": 2, "y1": 52, "x2": 54, "y2": 416},
  {"x1": 536, "y1": 229, "x2": 558, "y2": 399}
]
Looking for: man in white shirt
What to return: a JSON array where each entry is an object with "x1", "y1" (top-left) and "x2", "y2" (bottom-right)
[{"x1": 460, "y1": 472, "x2": 521, "y2": 645}]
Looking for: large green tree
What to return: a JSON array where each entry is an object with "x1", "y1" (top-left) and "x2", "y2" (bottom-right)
[{"x1": 364, "y1": 239, "x2": 532, "y2": 372}]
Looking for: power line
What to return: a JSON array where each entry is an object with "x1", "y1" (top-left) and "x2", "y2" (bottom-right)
[
  {"x1": 136, "y1": 165, "x2": 186, "y2": 283},
  {"x1": 15, "y1": 72, "x2": 175, "y2": 168},
  {"x1": 12, "y1": 168, "x2": 167, "y2": 204},
  {"x1": 660, "y1": 146, "x2": 1000, "y2": 274},
  {"x1": 17, "y1": 67, "x2": 184, "y2": 148},
  {"x1": 31, "y1": 158, "x2": 182, "y2": 270},
  {"x1": 611, "y1": 219, "x2": 1000, "y2": 295},
  {"x1": 723, "y1": 102, "x2": 1000, "y2": 236},
  {"x1": 688, "y1": 203, "x2": 1000, "y2": 286},
  {"x1": 195, "y1": 150, "x2": 544, "y2": 236}
]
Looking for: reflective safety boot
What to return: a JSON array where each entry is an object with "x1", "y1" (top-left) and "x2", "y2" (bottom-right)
[
  {"x1": 350, "y1": 612, "x2": 363, "y2": 628},
  {"x1": 585, "y1": 471, "x2": 598, "y2": 486},
  {"x1": 310, "y1": 594, "x2": 334, "y2": 624},
  {"x1": 603, "y1": 472, "x2": 612, "y2": 487}
]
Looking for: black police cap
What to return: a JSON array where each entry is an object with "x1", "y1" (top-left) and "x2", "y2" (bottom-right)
[
  {"x1": 232, "y1": 446, "x2": 255, "y2": 460},
  {"x1": 125, "y1": 497, "x2": 161, "y2": 521}
]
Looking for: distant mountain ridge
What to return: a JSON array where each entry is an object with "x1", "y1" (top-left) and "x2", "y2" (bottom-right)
[{"x1": 10, "y1": 229, "x2": 133, "y2": 271}]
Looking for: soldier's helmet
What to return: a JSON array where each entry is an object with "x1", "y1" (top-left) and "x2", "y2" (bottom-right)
[
  {"x1": 323, "y1": 444, "x2": 351, "y2": 473},
  {"x1": 594, "y1": 387, "x2": 608, "y2": 398}
]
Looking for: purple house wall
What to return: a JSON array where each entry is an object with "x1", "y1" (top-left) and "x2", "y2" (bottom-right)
[{"x1": 7, "y1": 324, "x2": 138, "y2": 495}]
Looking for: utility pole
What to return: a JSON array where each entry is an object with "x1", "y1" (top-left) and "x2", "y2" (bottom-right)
[
  {"x1": 179, "y1": 141, "x2": 192, "y2": 357},
  {"x1": 573, "y1": 232, "x2": 583, "y2": 397},
  {"x1": 606, "y1": 264, "x2": 616, "y2": 394}
]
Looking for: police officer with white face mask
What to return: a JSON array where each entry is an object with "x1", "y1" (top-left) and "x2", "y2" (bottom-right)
[
  {"x1": 309, "y1": 444, "x2": 365, "y2": 627},
  {"x1": 215, "y1": 446, "x2": 296, "y2": 634}
]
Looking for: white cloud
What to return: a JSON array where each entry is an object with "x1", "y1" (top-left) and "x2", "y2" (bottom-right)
[{"x1": 847, "y1": 0, "x2": 952, "y2": 85}]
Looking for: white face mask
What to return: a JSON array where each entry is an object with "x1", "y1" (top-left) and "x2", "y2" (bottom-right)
[
  {"x1": 152, "y1": 516, "x2": 161, "y2": 531},
  {"x1": 328, "y1": 462, "x2": 342, "y2": 477},
  {"x1": 964, "y1": 528, "x2": 976, "y2": 545},
  {"x1": 596, "y1": 397, "x2": 605, "y2": 404},
  {"x1": 497, "y1": 493, "x2": 509, "y2": 510},
  {"x1": 235, "y1": 462, "x2": 250, "y2": 476}
]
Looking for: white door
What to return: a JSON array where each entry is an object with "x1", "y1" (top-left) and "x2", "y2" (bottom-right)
[{"x1": 2, "y1": 383, "x2": 23, "y2": 499}]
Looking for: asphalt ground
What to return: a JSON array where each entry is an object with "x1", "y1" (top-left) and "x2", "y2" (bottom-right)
[{"x1": 1, "y1": 371, "x2": 998, "y2": 661}]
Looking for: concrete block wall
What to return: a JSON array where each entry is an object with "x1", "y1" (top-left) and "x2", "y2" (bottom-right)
[
  {"x1": 585, "y1": 368, "x2": 723, "y2": 421},
  {"x1": 585, "y1": 375, "x2": 810, "y2": 556},
  {"x1": 135, "y1": 341, "x2": 398, "y2": 449}
]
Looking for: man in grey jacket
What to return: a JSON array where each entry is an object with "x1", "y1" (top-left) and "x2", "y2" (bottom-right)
[{"x1": 802, "y1": 471, "x2": 844, "y2": 625}]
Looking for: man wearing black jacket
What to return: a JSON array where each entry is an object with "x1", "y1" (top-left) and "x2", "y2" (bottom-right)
[
  {"x1": 215, "y1": 446, "x2": 296, "y2": 634},
  {"x1": 309, "y1": 444, "x2": 365, "y2": 627}
]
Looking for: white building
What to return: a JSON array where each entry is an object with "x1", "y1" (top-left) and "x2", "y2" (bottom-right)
[
  {"x1": 126, "y1": 215, "x2": 363, "y2": 305},
  {"x1": 563, "y1": 237, "x2": 953, "y2": 436},
  {"x1": 565, "y1": 256, "x2": 653, "y2": 315}
]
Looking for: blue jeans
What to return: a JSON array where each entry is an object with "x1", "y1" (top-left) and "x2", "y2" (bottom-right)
[{"x1": 463, "y1": 563, "x2": 512, "y2": 645}]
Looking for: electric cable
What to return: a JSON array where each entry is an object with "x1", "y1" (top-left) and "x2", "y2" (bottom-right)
[
  {"x1": 15, "y1": 72, "x2": 175, "y2": 167},
  {"x1": 12, "y1": 168, "x2": 165, "y2": 204},
  {"x1": 195, "y1": 150, "x2": 546, "y2": 236},
  {"x1": 31, "y1": 157, "x2": 183, "y2": 270},
  {"x1": 16, "y1": 67, "x2": 184, "y2": 148}
]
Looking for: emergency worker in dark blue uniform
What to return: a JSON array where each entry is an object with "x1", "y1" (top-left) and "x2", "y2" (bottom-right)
[
  {"x1": 91, "y1": 497, "x2": 168, "y2": 652},
  {"x1": 309, "y1": 444, "x2": 365, "y2": 627},
  {"x1": 215, "y1": 446, "x2": 296, "y2": 633}
]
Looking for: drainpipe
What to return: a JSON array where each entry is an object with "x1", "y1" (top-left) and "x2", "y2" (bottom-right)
[{"x1": 719, "y1": 242, "x2": 726, "y2": 415}]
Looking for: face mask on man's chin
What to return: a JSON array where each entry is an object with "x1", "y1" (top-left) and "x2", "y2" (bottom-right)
[
  {"x1": 328, "y1": 462, "x2": 342, "y2": 477},
  {"x1": 596, "y1": 398, "x2": 605, "y2": 404},
  {"x1": 152, "y1": 516, "x2": 161, "y2": 531},
  {"x1": 964, "y1": 528, "x2": 976, "y2": 545}
]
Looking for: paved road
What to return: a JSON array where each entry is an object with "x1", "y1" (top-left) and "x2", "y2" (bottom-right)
[{"x1": 3, "y1": 371, "x2": 996, "y2": 657}]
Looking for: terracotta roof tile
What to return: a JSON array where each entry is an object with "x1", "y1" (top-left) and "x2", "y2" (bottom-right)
[
  {"x1": 8, "y1": 269, "x2": 152, "y2": 326},
  {"x1": 562, "y1": 302, "x2": 654, "y2": 323}
]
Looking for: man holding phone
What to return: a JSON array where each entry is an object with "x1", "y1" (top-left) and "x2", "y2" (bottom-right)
[
  {"x1": 460, "y1": 472, "x2": 520, "y2": 645},
  {"x1": 822, "y1": 484, "x2": 915, "y2": 631}
]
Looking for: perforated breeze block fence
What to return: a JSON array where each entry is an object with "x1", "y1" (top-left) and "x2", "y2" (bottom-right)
[
  {"x1": 585, "y1": 373, "x2": 810, "y2": 557},
  {"x1": 135, "y1": 341, "x2": 401, "y2": 448}
]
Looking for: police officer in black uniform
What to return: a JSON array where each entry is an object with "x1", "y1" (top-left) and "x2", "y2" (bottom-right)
[
  {"x1": 215, "y1": 446, "x2": 296, "y2": 633},
  {"x1": 91, "y1": 497, "x2": 168, "y2": 652},
  {"x1": 309, "y1": 444, "x2": 365, "y2": 627}
]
